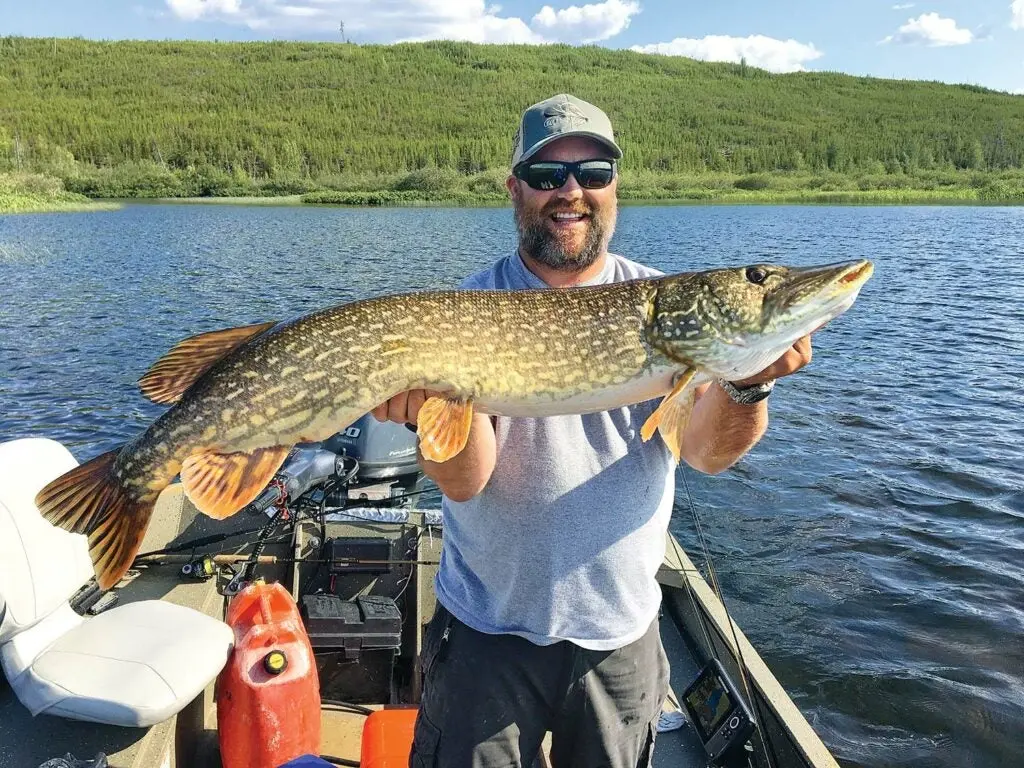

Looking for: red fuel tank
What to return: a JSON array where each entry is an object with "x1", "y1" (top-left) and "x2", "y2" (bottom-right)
[
  {"x1": 360, "y1": 708, "x2": 419, "y2": 768},
  {"x1": 217, "y1": 581, "x2": 321, "y2": 768}
]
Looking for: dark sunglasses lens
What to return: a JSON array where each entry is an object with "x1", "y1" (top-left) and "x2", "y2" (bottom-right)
[
  {"x1": 524, "y1": 163, "x2": 568, "y2": 190},
  {"x1": 576, "y1": 161, "x2": 615, "y2": 189}
]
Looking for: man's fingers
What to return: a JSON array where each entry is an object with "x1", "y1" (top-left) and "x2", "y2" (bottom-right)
[
  {"x1": 793, "y1": 335, "x2": 812, "y2": 367},
  {"x1": 773, "y1": 336, "x2": 811, "y2": 377},
  {"x1": 387, "y1": 391, "x2": 410, "y2": 424},
  {"x1": 373, "y1": 389, "x2": 456, "y2": 425},
  {"x1": 406, "y1": 389, "x2": 427, "y2": 425}
]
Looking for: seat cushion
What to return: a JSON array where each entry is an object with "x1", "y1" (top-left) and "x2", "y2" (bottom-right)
[
  {"x1": 13, "y1": 600, "x2": 233, "y2": 727},
  {"x1": 0, "y1": 438, "x2": 94, "y2": 643}
]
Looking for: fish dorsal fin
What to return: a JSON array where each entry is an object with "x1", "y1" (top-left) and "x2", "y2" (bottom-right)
[
  {"x1": 180, "y1": 445, "x2": 291, "y2": 520},
  {"x1": 417, "y1": 396, "x2": 475, "y2": 463},
  {"x1": 641, "y1": 368, "x2": 697, "y2": 463},
  {"x1": 139, "y1": 321, "x2": 277, "y2": 405}
]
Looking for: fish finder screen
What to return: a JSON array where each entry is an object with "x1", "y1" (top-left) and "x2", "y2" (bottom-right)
[{"x1": 685, "y1": 671, "x2": 734, "y2": 741}]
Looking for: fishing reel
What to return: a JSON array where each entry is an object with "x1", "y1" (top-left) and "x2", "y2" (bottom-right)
[{"x1": 180, "y1": 555, "x2": 217, "y2": 581}]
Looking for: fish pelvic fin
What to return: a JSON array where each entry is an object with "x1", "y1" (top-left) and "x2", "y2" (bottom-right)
[
  {"x1": 36, "y1": 447, "x2": 156, "y2": 591},
  {"x1": 641, "y1": 368, "x2": 697, "y2": 463},
  {"x1": 139, "y1": 320, "x2": 278, "y2": 405},
  {"x1": 181, "y1": 445, "x2": 292, "y2": 520},
  {"x1": 417, "y1": 396, "x2": 474, "y2": 463}
]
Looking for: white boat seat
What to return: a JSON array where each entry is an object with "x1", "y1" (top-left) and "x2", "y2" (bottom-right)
[{"x1": 0, "y1": 437, "x2": 234, "y2": 728}]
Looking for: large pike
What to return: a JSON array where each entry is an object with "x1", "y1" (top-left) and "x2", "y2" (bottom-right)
[{"x1": 38, "y1": 260, "x2": 873, "y2": 589}]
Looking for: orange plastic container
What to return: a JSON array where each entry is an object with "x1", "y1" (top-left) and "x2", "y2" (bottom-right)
[
  {"x1": 217, "y1": 581, "x2": 322, "y2": 768},
  {"x1": 360, "y1": 708, "x2": 419, "y2": 768}
]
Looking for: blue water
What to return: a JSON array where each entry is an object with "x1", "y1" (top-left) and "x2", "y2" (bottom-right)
[{"x1": 1, "y1": 203, "x2": 1022, "y2": 767}]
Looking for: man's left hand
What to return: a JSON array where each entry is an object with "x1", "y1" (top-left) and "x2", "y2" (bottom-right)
[{"x1": 732, "y1": 333, "x2": 813, "y2": 387}]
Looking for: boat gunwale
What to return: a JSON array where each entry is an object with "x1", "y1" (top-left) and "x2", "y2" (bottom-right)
[{"x1": 658, "y1": 533, "x2": 841, "y2": 768}]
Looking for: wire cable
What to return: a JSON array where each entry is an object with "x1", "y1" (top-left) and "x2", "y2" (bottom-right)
[
  {"x1": 321, "y1": 698, "x2": 375, "y2": 716},
  {"x1": 320, "y1": 754, "x2": 360, "y2": 767}
]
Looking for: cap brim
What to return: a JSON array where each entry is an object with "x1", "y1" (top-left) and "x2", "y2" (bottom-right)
[{"x1": 517, "y1": 131, "x2": 623, "y2": 166}]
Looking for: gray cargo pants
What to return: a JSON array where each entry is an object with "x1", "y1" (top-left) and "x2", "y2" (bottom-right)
[{"x1": 410, "y1": 603, "x2": 670, "y2": 768}]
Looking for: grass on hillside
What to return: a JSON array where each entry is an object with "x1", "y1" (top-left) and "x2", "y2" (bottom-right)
[{"x1": 0, "y1": 172, "x2": 118, "y2": 213}]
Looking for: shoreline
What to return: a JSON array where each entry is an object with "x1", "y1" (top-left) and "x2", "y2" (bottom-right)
[
  {"x1": 0, "y1": 195, "x2": 123, "y2": 214},
  {"x1": 5, "y1": 188, "x2": 1024, "y2": 214},
  {"x1": 154, "y1": 190, "x2": 1024, "y2": 207},
  {"x1": 5, "y1": 168, "x2": 1023, "y2": 213}
]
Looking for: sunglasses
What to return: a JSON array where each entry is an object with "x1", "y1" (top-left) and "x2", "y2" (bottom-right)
[{"x1": 512, "y1": 159, "x2": 617, "y2": 191}]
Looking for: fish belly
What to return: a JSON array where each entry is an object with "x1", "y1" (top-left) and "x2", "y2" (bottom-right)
[{"x1": 476, "y1": 365, "x2": 682, "y2": 418}]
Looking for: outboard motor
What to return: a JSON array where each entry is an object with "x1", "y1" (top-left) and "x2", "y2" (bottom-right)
[
  {"x1": 319, "y1": 414, "x2": 424, "y2": 507},
  {"x1": 322, "y1": 414, "x2": 419, "y2": 480},
  {"x1": 244, "y1": 415, "x2": 425, "y2": 517}
]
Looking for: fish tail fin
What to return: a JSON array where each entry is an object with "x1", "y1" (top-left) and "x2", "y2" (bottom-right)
[{"x1": 36, "y1": 447, "x2": 156, "y2": 591}]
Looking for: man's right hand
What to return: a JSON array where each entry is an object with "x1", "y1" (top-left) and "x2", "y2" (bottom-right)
[{"x1": 371, "y1": 391, "x2": 497, "y2": 502}]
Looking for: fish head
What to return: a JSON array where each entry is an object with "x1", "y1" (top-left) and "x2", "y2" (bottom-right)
[{"x1": 648, "y1": 259, "x2": 874, "y2": 380}]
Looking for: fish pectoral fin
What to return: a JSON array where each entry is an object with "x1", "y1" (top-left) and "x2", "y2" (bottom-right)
[
  {"x1": 139, "y1": 320, "x2": 278, "y2": 405},
  {"x1": 641, "y1": 368, "x2": 697, "y2": 463},
  {"x1": 180, "y1": 445, "x2": 291, "y2": 520},
  {"x1": 417, "y1": 396, "x2": 474, "y2": 463}
]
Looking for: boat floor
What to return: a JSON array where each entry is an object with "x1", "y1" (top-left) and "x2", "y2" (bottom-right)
[
  {"x1": 0, "y1": 614, "x2": 709, "y2": 768},
  {"x1": 1, "y1": 485, "x2": 711, "y2": 767}
]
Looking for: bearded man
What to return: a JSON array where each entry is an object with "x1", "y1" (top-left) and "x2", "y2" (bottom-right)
[{"x1": 373, "y1": 94, "x2": 814, "y2": 767}]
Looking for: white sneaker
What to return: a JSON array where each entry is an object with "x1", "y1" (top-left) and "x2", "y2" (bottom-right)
[{"x1": 656, "y1": 710, "x2": 688, "y2": 733}]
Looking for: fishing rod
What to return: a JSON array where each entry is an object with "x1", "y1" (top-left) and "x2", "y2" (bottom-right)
[
  {"x1": 137, "y1": 554, "x2": 439, "y2": 567},
  {"x1": 133, "y1": 491, "x2": 441, "y2": 561},
  {"x1": 678, "y1": 468, "x2": 780, "y2": 768}
]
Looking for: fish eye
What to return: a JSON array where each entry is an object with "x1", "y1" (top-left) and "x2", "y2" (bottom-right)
[{"x1": 745, "y1": 266, "x2": 769, "y2": 285}]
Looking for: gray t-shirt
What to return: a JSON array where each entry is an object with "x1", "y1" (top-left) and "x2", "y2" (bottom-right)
[{"x1": 434, "y1": 251, "x2": 676, "y2": 651}]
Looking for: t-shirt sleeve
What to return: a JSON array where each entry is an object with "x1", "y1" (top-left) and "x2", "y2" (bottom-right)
[
  {"x1": 459, "y1": 267, "x2": 499, "y2": 290},
  {"x1": 613, "y1": 253, "x2": 665, "y2": 280}
]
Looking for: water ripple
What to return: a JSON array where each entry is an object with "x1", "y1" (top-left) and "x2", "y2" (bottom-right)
[{"x1": 3, "y1": 203, "x2": 1023, "y2": 767}]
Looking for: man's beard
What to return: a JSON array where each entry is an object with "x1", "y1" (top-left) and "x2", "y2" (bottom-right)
[{"x1": 514, "y1": 198, "x2": 616, "y2": 272}]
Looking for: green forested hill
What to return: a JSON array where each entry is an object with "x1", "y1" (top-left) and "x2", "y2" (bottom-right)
[{"x1": 1, "y1": 36, "x2": 1023, "y2": 203}]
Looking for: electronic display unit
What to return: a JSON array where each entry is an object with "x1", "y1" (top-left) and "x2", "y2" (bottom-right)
[{"x1": 681, "y1": 657, "x2": 755, "y2": 764}]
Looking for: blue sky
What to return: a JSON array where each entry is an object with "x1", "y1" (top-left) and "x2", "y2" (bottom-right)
[{"x1": 4, "y1": 1, "x2": 1023, "y2": 93}]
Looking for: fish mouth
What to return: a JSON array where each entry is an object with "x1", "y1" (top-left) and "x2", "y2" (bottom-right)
[
  {"x1": 794, "y1": 258, "x2": 874, "y2": 306},
  {"x1": 817, "y1": 259, "x2": 873, "y2": 317},
  {"x1": 760, "y1": 258, "x2": 874, "y2": 341},
  {"x1": 836, "y1": 260, "x2": 874, "y2": 291}
]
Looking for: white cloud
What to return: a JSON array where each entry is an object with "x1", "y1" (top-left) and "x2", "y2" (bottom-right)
[
  {"x1": 1012, "y1": 0, "x2": 1024, "y2": 30},
  {"x1": 630, "y1": 34, "x2": 823, "y2": 73},
  {"x1": 164, "y1": 0, "x2": 640, "y2": 44},
  {"x1": 395, "y1": 3, "x2": 542, "y2": 44},
  {"x1": 892, "y1": 3, "x2": 914, "y2": 9},
  {"x1": 880, "y1": 13, "x2": 974, "y2": 46},
  {"x1": 531, "y1": 0, "x2": 640, "y2": 43},
  {"x1": 166, "y1": 0, "x2": 242, "y2": 22}
]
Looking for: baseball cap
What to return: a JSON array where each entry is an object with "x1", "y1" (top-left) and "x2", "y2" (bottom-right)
[{"x1": 511, "y1": 93, "x2": 623, "y2": 167}]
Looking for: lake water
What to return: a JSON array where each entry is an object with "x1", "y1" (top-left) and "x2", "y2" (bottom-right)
[{"x1": 1, "y1": 202, "x2": 1022, "y2": 767}]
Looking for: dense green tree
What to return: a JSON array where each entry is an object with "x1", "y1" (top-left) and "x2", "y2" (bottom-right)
[{"x1": 1, "y1": 36, "x2": 1022, "y2": 193}]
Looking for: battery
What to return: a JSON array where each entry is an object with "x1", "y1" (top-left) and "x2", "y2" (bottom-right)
[
  {"x1": 300, "y1": 594, "x2": 402, "y2": 659},
  {"x1": 300, "y1": 594, "x2": 404, "y2": 704}
]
